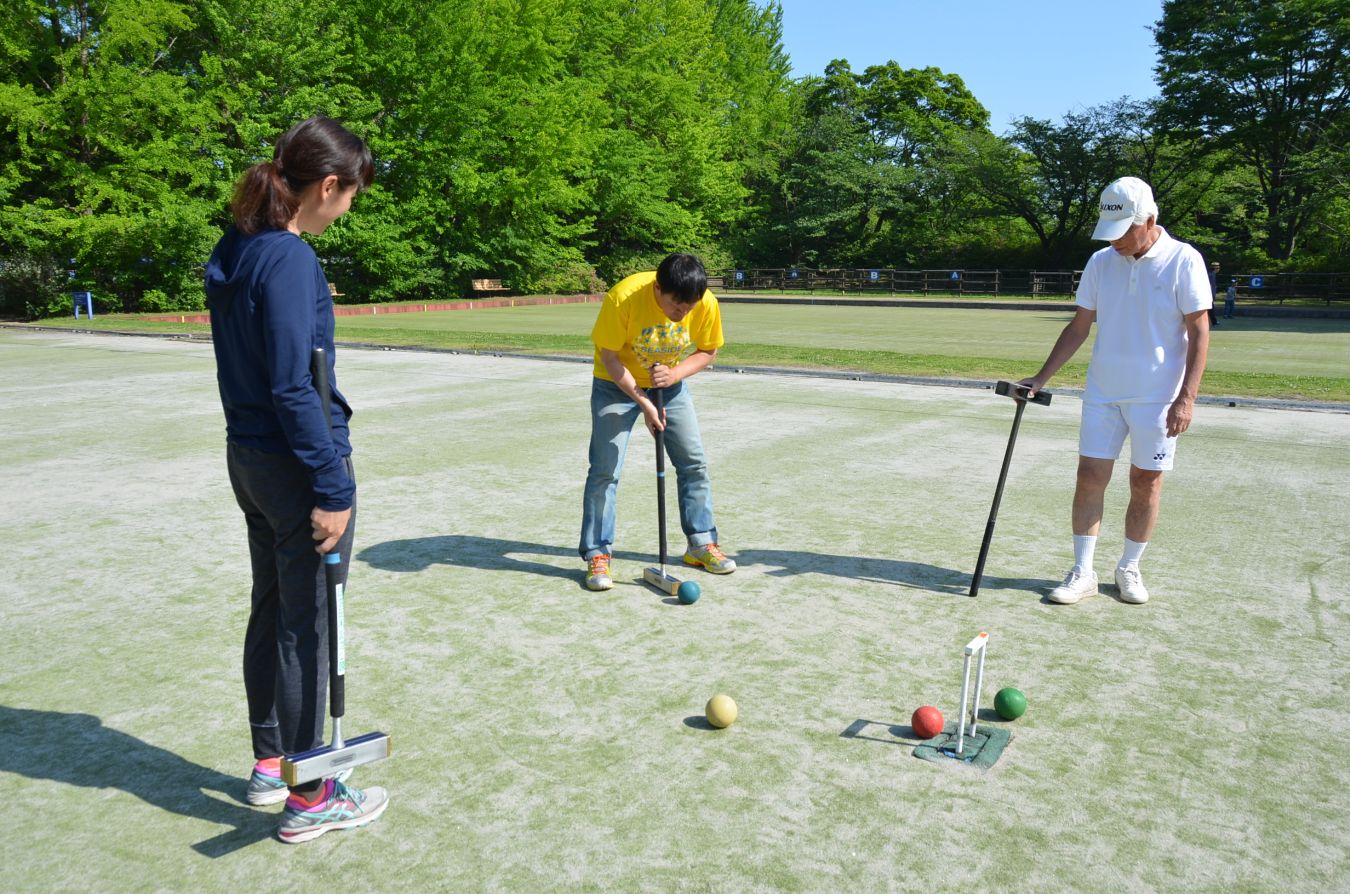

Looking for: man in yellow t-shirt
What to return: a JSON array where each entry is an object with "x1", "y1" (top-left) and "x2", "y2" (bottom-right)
[{"x1": 579, "y1": 253, "x2": 735, "y2": 591}]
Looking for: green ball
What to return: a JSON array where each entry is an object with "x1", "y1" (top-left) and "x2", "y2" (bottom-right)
[
  {"x1": 994, "y1": 687, "x2": 1027, "y2": 720},
  {"x1": 677, "y1": 580, "x2": 701, "y2": 604}
]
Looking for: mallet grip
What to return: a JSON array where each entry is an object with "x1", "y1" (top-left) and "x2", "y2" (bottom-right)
[
  {"x1": 325, "y1": 552, "x2": 346, "y2": 719},
  {"x1": 994, "y1": 379, "x2": 1053, "y2": 406},
  {"x1": 312, "y1": 348, "x2": 346, "y2": 719}
]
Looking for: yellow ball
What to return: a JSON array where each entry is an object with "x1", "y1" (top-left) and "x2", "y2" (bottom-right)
[{"x1": 705, "y1": 693, "x2": 738, "y2": 728}]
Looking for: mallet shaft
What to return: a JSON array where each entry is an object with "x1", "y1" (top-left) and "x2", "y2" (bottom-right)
[
  {"x1": 970, "y1": 401, "x2": 1024, "y2": 596},
  {"x1": 652, "y1": 385, "x2": 667, "y2": 571},
  {"x1": 970, "y1": 385, "x2": 1040, "y2": 597}
]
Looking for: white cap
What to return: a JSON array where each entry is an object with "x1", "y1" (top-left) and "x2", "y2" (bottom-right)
[{"x1": 1091, "y1": 177, "x2": 1158, "y2": 241}]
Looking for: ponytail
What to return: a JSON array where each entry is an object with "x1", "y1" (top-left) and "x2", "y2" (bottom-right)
[
  {"x1": 231, "y1": 161, "x2": 299, "y2": 235},
  {"x1": 230, "y1": 116, "x2": 375, "y2": 235}
]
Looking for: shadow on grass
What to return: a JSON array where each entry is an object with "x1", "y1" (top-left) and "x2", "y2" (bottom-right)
[
  {"x1": 681, "y1": 716, "x2": 718, "y2": 731},
  {"x1": 840, "y1": 718, "x2": 918, "y2": 746},
  {"x1": 356, "y1": 537, "x2": 1054, "y2": 597},
  {"x1": 733, "y1": 547, "x2": 1053, "y2": 597},
  {"x1": 1216, "y1": 314, "x2": 1350, "y2": 334},
  {"x1": 0, "y1": 705, "x2": 273, "y2": 856},
  {"x1": 357, "y1": 534, "x2": 656, "y2": 588},
  {"x1": 843, "y1": 717, "x2": 1014, "y2": 751}
]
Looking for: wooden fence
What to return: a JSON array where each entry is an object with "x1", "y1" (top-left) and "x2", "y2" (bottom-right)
[
  {"x1": 714, "y1": 269, "x2": 1350, "y2": 303},
  {"x1": 1218, "y1": 272, "x2": 1350, "y2": 304}
]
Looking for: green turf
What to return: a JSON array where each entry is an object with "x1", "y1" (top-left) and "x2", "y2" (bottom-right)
[
  {"x1": 36, "y1": 301, "x2": 1349, "y2": 401},
  {"x1": 716, "y1": 289, "x2": 1072, "y2": 301},
  {"x1": 2, "y1": 328, "x2": 1347, "y2": 891},
  {"x1": 726, "y1": 289, "x2": 1350, "y2": 308}
]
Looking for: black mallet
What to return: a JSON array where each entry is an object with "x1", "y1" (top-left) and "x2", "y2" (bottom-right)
[
  {"x1": 641, "y1": 386, "x2": 698, "y2": 603},
  {"x1": 968, "y1": 381, "x2": 1052, "y2": 598}
]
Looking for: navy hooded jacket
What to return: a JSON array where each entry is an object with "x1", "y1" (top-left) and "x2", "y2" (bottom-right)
[{"x1": 205, "y1": 227, "x2": 355, "y2": 510}]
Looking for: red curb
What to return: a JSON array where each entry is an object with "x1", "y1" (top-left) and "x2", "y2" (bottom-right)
[{"x1": 144, "y1": 293, "x2": 605, "y2": 325}]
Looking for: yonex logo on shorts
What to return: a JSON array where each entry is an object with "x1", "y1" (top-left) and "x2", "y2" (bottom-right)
[{"x1": 1154, "y1": 452, "x2": 1167, "y2": 462}]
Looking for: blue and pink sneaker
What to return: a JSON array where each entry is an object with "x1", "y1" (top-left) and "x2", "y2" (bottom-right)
[
  {"x1": 277, "y1": 778, "x2": 389, "y2": 844},
  {"x1": 246, "y1": 758, "x2": 288, "y2": 806},
  {"x1": 247, "y1": 759, "x2": 355, "y2": 807}
]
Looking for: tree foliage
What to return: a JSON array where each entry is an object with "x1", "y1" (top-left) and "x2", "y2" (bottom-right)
[
  {"x1": 0, "y1": 1, "x2": 1343, "y2": 318},
  {"x1": 0, "y1": 0, "x2": 214, "y2": 315},
  {"x1": 749, "y1": 59, "x2": 989, "y2": 268},
  {"x1": 1155, "y1": 0, "x2": 1350, "y2": 259}
]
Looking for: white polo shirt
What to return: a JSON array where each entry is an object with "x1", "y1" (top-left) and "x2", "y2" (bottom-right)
[{"x1": 1077, "y1": 227, "x2": 1211, "y2": 404}]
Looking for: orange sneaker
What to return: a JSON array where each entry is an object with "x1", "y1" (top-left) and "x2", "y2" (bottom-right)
[
  {"x1": 683, "y1": 543, "x2": 736, "y2": 574},
  {"x1": 586, "y1": 554, "x2": 614, "y2": 590}
]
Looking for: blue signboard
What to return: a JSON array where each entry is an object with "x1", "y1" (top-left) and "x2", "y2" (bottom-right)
[
  {"x1": 869, "y1": 270, "x2": 880, "y2": 281},
  {"x1": 1249, "y1": 275, "x2": 1264, "y2": 288},
  {"x1": 950, "y1": 271, "x2": 961, "y2": 281},
  {"x1": 734, "y1": 270, "x2": 744, "y2": 282}
]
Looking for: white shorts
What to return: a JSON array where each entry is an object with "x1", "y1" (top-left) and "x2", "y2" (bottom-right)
[{"x1": 1079, "y1": 399, "x2": 1177, "y2": 471}]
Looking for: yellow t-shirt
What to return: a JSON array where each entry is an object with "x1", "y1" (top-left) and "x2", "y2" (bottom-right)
[{"x1": 591, "y1": 271, "x2": 725, "y2": 389}]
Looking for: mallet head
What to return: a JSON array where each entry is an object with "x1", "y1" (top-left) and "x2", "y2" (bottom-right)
[
  {"x1": 643, "y1": 566, "x2": 684, "y2": 597},
  {"x1": 281, "y1": 731, "x2": 391, "y2": 787}
]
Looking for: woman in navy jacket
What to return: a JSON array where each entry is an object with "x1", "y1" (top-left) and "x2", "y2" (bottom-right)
[{"x1": 205, "y1": 115, "x2": 387, "y2": 843}]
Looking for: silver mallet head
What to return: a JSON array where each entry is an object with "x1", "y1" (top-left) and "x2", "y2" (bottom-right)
[
  {"x1": 281, "y1": 731, "x2": 391, "y2": 787},
  {"x1": 643, "y1": 566, "x2": 684, "y2": 596}
]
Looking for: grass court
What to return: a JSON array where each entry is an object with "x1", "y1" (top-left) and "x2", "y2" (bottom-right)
[
  {"x1": 1, "y1": 322, "x2": 1347, "y2": 892},
  {"x1": 36, "y1": 300, "x2": 1350, "y2": 402}
]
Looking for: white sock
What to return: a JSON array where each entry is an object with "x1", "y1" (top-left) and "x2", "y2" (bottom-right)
[
  {"x1": 1072, "y1": 535, "x2": 1097, "y2": 574},
  {"x1": 1120, "y1": 538, "x2": 1148, "y2": 569}
]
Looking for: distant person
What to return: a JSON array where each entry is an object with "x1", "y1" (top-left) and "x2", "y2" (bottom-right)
[
  {"x1": 579, "y1": 253, "x2": 736, "y2": 590},
  {"x1": 1016, "y1": 177, "x2": 1210, "y2": 605},
  {"x1": 1225, "y1": 279, "x2": 1238, "y2": 319},
  {"x1": 1207, "y1": 261, "x2": 1222, "y2": 328},
  {"x1": 205, "y1": 115, "x2": 388, "y2": 842}
]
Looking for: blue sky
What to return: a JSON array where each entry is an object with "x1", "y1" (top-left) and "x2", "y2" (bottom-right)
[{"x1": 776, "y1": 0, "x2": 1164, "y2": 132}]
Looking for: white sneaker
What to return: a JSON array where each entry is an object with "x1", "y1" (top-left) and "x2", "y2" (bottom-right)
[
  {"x1": 1115, "y1": 565, "x2": 1150, "y2": 604},
  {"x1": 1048, "y1": 569, "x2": 1098, "y2": 604}
]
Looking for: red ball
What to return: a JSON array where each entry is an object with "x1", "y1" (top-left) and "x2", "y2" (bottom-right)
[{"x1": 911, "y1": 705, "x2": 944, "y2": 739}]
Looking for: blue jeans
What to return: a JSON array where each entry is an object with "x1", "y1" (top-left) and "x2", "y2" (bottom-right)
[{"x1": 579, "y1": 377, "x2": 718, "y2": 559}]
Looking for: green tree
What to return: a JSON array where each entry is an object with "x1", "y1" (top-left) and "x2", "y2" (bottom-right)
[
  {"x1": 953, "y1": 107, "x2": 1127, "y2": 266},
  {"x1": 709, "y1": 0, "x2": 793, "y2": 266},
  {"x1": 1107, "y1": 98, "x2": 1216, "y2": 229},
  {"x1": 1155, "y1": 0, "x2": 1350, "y2": 259},
  {"x1": 751, "y1": 58, "x2": 989, "y2": 268},
  {"x1": 855, "y1": 62, "x2": 987, "y2": 265},
  {"x1": 565, "y1": 0, "x2": 748, "y2": 280},
  {"x1": 342, "y1": 0, "x2": 596, "y2": 296},
  {"x1": 187, "y1": 0, "x2": 394, "y2": 296},
  {"x1": 858, "y1": 63, "x2": 988, "y2": 166},
  {"x1": 0, "y1": 0, "x2": 215, "y2": 315},
  {"x1": 769, "y1": 62, "x2": 878, "y2": 266}
]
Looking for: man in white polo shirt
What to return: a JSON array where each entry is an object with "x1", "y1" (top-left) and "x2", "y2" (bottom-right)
[{"x1": 1017, "y1": 177, "x2": 1210, "y2": 605}]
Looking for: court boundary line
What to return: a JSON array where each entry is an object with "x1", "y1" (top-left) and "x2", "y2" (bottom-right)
[{"x1": 5, "y1": 322, "x2": 1347, "y2": 414}]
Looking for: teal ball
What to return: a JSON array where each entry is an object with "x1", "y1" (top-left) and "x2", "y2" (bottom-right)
[{"x1": 677, "y1": 581, "x2": 701, "y2": 604}]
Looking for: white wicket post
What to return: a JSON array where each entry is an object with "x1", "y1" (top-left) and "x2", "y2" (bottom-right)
[{"x1": 955, "y1": 632, "x2": 988, "y2": 756}]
